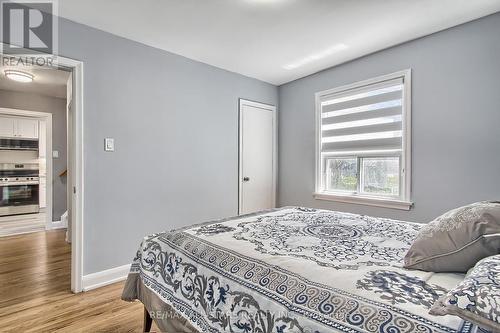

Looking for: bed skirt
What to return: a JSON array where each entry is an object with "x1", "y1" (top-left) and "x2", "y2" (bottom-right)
[{"x1": 122, "y1": 272, "x2": 199, "y2": 333}]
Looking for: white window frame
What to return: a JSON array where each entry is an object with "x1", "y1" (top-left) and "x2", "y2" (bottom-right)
[{"x1": 313, "y1": 69, "x2": 413, "y2": 210}]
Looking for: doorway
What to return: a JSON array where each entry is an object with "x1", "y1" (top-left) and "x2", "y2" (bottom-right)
[
  {"x1": 0, "y1": 43, "x2": 84, "y2": 293},
  {"x1": 238, "y1": 99, "x2": 277, "y2": 215}
]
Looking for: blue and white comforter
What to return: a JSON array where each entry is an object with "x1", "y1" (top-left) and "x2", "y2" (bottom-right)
[{"x1": 123, "y1": 207, "x2": 484, "y2": 333}]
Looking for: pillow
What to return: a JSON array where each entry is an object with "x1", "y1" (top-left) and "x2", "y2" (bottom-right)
[
  {"x1": 429, "y1": 254, "x2": 500, "y2": 332},
  {"x1": 404, "y1": 201, "x2": 500, "y2": 272}
]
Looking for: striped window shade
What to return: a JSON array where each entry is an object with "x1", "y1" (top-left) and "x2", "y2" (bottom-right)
[
  {"x1": 315, "y1": 70, "x2": 412, "y2": 207},
  {"x1": 320, "y1": 77, "x2": 404, "y2": 155}
]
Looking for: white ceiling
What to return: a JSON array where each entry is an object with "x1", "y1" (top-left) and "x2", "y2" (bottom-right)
[
  {"x1": 58, "y1": 0, "x2": 500, "y2": 85},
  {"x1": 0, "y1": 65, "x2": 70, "y2": 98}
]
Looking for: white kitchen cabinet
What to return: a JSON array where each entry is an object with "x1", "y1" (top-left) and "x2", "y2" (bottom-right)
[
  {"x1": 16, "y1": 118, "x2": 39, "y2": 139},
  {"x1": 39, "y1": 177, "x2": 47, "y2": 208},
  {"x1": 0, "y1": 116, "x2": 38, "y2": 139},
  {"x1": 39, "y1": 120, "x2": 46, "y2": 158},
  {"x1": 0, "y1": 116, "x2": 16, "y2": 137}
]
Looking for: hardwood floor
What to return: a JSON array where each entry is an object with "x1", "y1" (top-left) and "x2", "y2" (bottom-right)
[{"x1": 0, "y1": 230, "x2": 157, "y2": 332}]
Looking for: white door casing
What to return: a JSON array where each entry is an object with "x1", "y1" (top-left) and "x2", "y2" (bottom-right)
[
  {"x1": 39, "y1": 119, "x2": 47, "y2": 209},
  {"x1": 238, "y1": 99, "x2": 277, "y2": 215},
  {"x1": 66, "y1": 73, "x2": 74, "y2": 244}
]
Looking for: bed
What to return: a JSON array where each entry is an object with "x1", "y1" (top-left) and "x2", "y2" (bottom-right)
[{"x1": 122, "y1": 207, "x2": 488, "y2": 333}]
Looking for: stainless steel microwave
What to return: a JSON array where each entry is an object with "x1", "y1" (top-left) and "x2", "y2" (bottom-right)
[{"x1": 0, "y1": 138, "x2": 38, "y2": 151}]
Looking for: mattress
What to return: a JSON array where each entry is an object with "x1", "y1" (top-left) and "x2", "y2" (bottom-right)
[{"x1": 122, "y1": 207, "x2": 487, "y2": 333}]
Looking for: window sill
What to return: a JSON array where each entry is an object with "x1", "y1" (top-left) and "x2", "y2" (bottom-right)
[{"x1": 313, "y1": 192, "x2": 413, "y2": 211}]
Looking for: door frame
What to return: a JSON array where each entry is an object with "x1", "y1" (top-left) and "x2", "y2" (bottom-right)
[
  {"x1": 1, "y1": 43, "x2": 85, "y2": 293},
  {"x1": 238, "y1": 99, "x2": 277, "y2": 215}
]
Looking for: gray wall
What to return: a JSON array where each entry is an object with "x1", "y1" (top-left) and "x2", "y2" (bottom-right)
[
  {"x1": 0, "y1": 90, "x2": 67, "y2": 221},
  {"x1": 278, "y1": 13, "x2": 500, "y2": 223},
  {"x1": 55, "y1": 19, "x2": 278, "y2": 274}
]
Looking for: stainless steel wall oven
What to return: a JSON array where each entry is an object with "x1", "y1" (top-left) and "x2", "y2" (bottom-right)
[{"x1": 0, "y1": 163, "x2": 40, "y2": 216}]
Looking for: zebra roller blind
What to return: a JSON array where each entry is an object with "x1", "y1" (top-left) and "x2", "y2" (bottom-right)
[
  {"x1": 320, "y1": 77, "x2": 404, "y2": 155},
  {"x1": 315, "y1": 70, "x2": 411, "y2": 206}
]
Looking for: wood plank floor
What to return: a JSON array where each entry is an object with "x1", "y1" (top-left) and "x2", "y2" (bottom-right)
[{"x1": 0, "y1": 230, "x2": 158, "y2": 332}]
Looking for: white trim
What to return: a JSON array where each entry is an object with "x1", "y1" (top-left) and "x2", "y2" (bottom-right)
[
  {"x1": 82, "y1": 264, "x2": 131, "y2": 292},
  {"x1": 1, "y1": 43, "x2": 85, "y2": 293},
  {"x1": 238, "y1": 99, "x2": 277, "y2": 215},
  {"x1": 0, "y1": 108, "x2": 54, "y2": 226},
  {"x1": 315, "y1": 70, "x2": 409, "y2": 98},
  {"x1": 313, "y1": 192, "x2": 413, "y2": 210},
  {"x1": 69, "y1": 59, "x2": 84, "y2": 294},
  {"x1": 314, "y1": 69, "x2": 412, "y2": 208},
  {"x1": 46, "y1": 220, "x2": 66, "y2": 229},
  {"x1": 402, "y1": 69, "x2": 412, "y2": 203}
]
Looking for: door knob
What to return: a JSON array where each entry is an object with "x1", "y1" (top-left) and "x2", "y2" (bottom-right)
[{"x1": 243, "y1": 177, "x2": 250, "y2": 182}]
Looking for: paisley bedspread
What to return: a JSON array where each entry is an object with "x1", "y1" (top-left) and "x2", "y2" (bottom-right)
[{"x1": 122, "y1": 207, "x2": 488, "y2": 333}]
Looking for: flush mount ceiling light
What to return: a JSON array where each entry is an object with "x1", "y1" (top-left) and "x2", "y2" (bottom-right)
[
  {"x1": 283, "y1": 43, "x2": 349, "y2": 70},
  {"x1": 4, "y1": 70, "x2": 34, "y2": 83}
]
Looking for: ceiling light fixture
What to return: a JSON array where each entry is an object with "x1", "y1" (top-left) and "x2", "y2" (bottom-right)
[
  {"x1": 283, "y1": 43, "x2": 348, "y2": 70},
  {"x1": 4, "y1": 70, "x2": 34, "y2": 83}
]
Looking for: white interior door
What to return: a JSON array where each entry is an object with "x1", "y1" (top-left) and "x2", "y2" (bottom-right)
[{"x1": 239, "y1": 100, "x2": 276, "y2": 215}]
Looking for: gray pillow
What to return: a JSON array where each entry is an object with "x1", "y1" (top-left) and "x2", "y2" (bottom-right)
[
  {"x1": 404, "y1": 201, "x2": 500, "y2": 272},
  {"x1": 429, "y1": 254, "x2": 500, "y2": 332}
]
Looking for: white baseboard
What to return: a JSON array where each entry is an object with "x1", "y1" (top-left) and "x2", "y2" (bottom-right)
[
  {"x1": 46, "y1": 220, "x2": 66, "y2": 230},
  {"x1": 82, "y1": 264, "x2": 131, "y2": 291}
]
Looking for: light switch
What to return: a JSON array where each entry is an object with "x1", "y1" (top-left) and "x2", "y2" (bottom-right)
[
  {"x1": 52, "y1": 150, "x2": 59, "y2": 158},
  {"x1": 104, "y1": 138, "x2": 114, "y2": 152}
]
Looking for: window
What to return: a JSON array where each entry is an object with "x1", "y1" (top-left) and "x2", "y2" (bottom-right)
[{"x1": 314, "y1": 70, "x2": 412, "y2": 210}]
